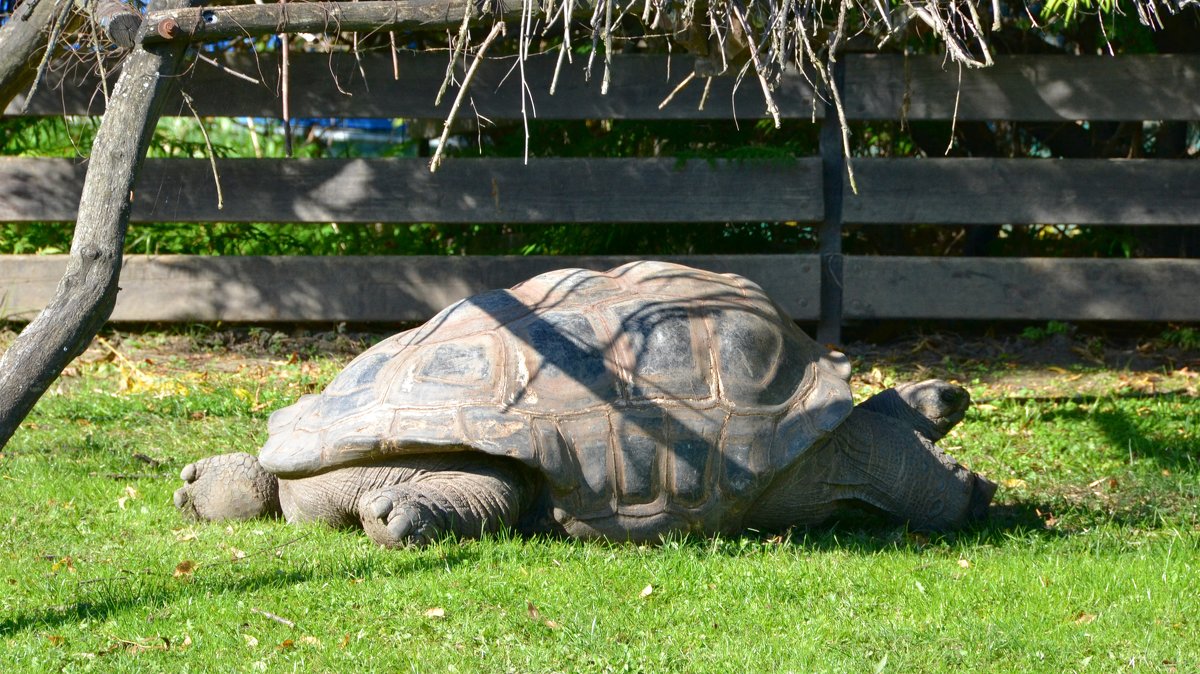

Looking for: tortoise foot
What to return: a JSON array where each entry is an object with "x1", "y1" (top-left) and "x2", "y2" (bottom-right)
[
  {"x1": 174, "y1": 453, "x2": 281, "y2": 521},
  {"x1": 359, "y1": 486, "x2": 444, "y2": 548}
]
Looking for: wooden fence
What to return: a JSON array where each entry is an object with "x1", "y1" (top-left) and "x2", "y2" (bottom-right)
[{"x1": 2, "y1": 52, "x2": 1199, "y2": 340}]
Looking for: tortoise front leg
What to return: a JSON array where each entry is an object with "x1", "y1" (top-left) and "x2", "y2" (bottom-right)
[
  {"x1": 358, "y1": 457, "x2": 532, "y2": 548},
  {"x1": 174, "y1": 453, "x2": 282, "y2": 521}
]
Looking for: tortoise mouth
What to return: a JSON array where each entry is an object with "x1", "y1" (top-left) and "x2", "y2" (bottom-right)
[
  {"x1": 936, "y1": 407, "x2": 964, "y2": 426},
  {"x1": 933, "y1": 408, "x2": 967, "y2": 431}
]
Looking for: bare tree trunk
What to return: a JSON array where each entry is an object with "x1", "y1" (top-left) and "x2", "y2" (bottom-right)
[
  {"x1": 0, "y1": 0, "x2": 193, "y2": 449},
  {"x1": 0, "y1": 0, "x2": 59, "y2": 110}
]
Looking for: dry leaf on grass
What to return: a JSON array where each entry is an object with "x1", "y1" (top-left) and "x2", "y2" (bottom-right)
[
  {"x1": 423, "y1": 607, "x2": 446, "y2": 619},
  {"x1": 526, "y1": 600, "x2": 559, "y2": 628},
  {"x1": 173, "y1": 560, "x2": 196, "y2": 577},
  {"x1": 117, "y1": 485, "x2": 140, "y2": 509}
]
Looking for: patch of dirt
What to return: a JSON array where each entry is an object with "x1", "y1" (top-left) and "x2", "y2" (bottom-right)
[
  {"x1": 6, "y1": 324, "x2": 1200, "y2": 400},
  {"x1": 843, "y1": 330, "x2": 1200, "y2": 399}
]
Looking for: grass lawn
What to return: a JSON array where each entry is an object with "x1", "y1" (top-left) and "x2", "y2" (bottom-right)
[{"x1": 1, "y1": 332, "x2": 1197, "y2": 672}]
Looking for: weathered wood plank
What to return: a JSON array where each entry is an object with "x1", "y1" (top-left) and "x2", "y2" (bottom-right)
[
  {"x1": 0, "y1": 157, "x2": 825, "y2": 224},
  {"x1": 0, "y1": 255, "x2": 820, "y2": 322},
  {"x1": 843, "y1": 158, "x2": 1200, "y2": 226},
  {"x1": 5, "y1": 254, "x2": 1196, "y2": 323},
  {"x1": 11, "y1": 53, "x2": 1198, "y2": 121},
  {"x1": 9, "y1": 51, "x2": 821, "y2": 120},
  {"x1": 844, "y1": 54, "x2": 1200, "y2": 121},
  {"x1": 844, "y1": 257, "x2": 1200, "y2": 321},
  {"x1": 5, "y1": 156, "x2": 1193, "y2": 226}
]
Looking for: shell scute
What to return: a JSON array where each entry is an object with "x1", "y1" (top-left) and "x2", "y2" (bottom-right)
[
  {"x1": 507, "y1": 310, "x2": 619, "y2": 411},
  {"x1": 382, "y1": 335, "x2": 500, "y2": 407},
  {"x1": 557, "y1": 414, "x2": 613, "y2": 514},
  {"x1": 718, "y1": 414, "x2": 777, "y2": 498},
  {"x1": 661, "y1": 406, "x2": 725, "y2": 507},
  {"x1": 610, "y1": 300, "x2": 712, "y2": 402},
  {"x1": 510, "y1": 267, "x2": 626, "y2": 307},
  {"x1": 460, "y1": 406, "x2": 537, "y2": 462},
  {"x1": 531, "y1": 417, "x2": 579, "y2": 493},
  {"x1": 613, "y1": 408, "x2": 664, "y2": 505}
]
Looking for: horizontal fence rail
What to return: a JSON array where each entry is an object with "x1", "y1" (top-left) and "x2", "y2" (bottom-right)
[
  {"x1": 0, "y1": 255, "x2": 821, "y2": 322},
  {"x1": 1, "y1": 157, "x2": 1195, "y2": 226},
  {"x1": 3, "y1": 255, "x2": 1198, "y2": 323},
  {"x1": 0, "y1": 157, "x2": 826, "y2": 224},
  {"x1": 10, "y1": 54, "x2": 1200, "y2": 121},
  {"x1": 2, "y1": 52, "x2": 1199, "y2": 327}
]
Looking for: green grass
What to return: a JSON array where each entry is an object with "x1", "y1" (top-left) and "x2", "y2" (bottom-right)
[{"x1": 1, "y1": 350, "x2": 1197, "y2": 672}]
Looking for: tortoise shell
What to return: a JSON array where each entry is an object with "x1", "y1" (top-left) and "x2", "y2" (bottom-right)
[{"x1": 259, "y1": 261, "x2": 852, "y2": 535}]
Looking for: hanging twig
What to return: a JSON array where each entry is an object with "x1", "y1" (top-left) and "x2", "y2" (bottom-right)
[
  {"x1": 429, "y1": 20, "x2": 506, "y2": 173},
  {"x1": 389, "y1": 31, "x2": 399, "y2": 80},
  {"x1": 601, "y1": 0, "x2": 613, "y2": 94},
  {"x1": 196, "y1": 53, "x2": 261, "y2": 84},
  {"x1": 698, "y1": 75, "x2": 712, "y2": 110},
  {"x1": 944, "y1": 61, "x2": 961, "y2": 155},
  {"x1": 87, "y1": 12, "x2": 112, "y2": 105},
  {"x1": 279, "y1": 0, "x2": 293, "y2": 157},
  {"x1": 730, "y1": 0, "x2": 780, "y2": 128},
  {"x1": 518, "y1": 0, "x2": 534, "y2": 164},
  {"x1": 20, "y1": 0, "x2": 73, "y2": 114},
  {"x1": 549, "y1": 0, "x2": 575, "y2": 95},
  {"x1": 349, "y1": 0, "x2": 370, "y2": 86},
  {"x1": 181, "y1": 91, "x2": 224, "y2": 210},
  {"x1": 657, "y1": 70, "x2": 695, "y2": 110},
  {"x1": 435, "y1": 1, "x2": 473, "y2": 106},
  {"x1": 824, "y1": 0, "x2": 858, "y2": 193}
]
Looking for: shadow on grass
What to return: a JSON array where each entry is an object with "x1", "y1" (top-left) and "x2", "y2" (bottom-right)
[
  {"x1": 0, "y1": 538, "x2": 492, "y2": 638},
  {"x1": 1089, "y1": 408, "x2": 1196, "y2": 473},
  {"x1": 1037, "y1": 396, "x2": 1198, "y2": 473},
  {"x1": 779, "y1": 501, "x2": 1062, "y2": 554}
]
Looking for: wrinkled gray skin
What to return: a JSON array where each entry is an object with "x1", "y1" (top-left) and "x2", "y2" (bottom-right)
[{"x1": 175, "y1": 379, "x2": 995, "y2": 547}]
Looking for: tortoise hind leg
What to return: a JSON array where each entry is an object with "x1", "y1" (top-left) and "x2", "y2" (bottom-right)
[{"x1": 358, "y1": 457, "x2": 532, "y2": 548}]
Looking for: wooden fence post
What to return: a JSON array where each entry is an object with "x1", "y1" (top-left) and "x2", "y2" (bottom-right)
[{"x1": 817, "y1": 60, "x2": 846, "y2": 346}]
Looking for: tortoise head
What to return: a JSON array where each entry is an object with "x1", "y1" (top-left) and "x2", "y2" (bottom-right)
[{"x1": 860, "y1": 379, "x2": 971, "y2": 443}]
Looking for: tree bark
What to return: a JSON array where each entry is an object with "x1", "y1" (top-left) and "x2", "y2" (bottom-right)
[
  {"x1": 92, "y1": 0, "x2": 146, "y2": 49},
  {"x1": 0, "y1": 0, "x2": 59, "y2": 111},
  {"x1": 0, "y1": 0, "x2": 194, "y2": 449},
  {"x1": 138, "y1": 0, "x2": 571, "y2": 45}
]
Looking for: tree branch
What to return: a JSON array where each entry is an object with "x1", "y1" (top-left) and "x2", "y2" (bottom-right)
[
  {"x1": 139, "y1": 0, "x2": 566, "y2": 45},
  {"x1": 0, "y1": 0, "x2": 61, "y2": 111},
  {"x1": 0, "y1": 0, "x2": 194, "y2": 449}
]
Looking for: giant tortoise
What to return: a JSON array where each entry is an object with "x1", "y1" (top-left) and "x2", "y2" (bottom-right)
[{"x1": 175, "y1": 261, "x2": 995, "y2": 545}]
